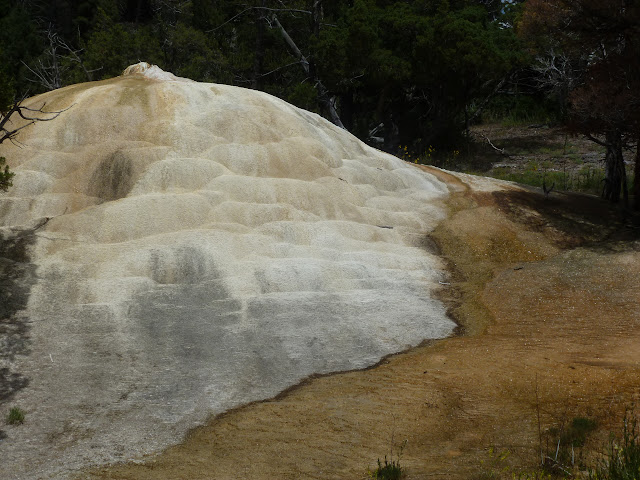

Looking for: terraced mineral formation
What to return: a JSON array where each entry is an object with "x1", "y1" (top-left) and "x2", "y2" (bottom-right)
[{"x1": 0, "y1": 63, "x2": 455, "y2": 479}]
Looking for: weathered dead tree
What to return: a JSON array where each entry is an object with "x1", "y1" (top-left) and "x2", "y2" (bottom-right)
[
  {"x1": 22, "y1": 27, "x2": 100, "y2": 91},
  {"x1": 269, "y1": 13, "x2": 345, "y2": 130}
]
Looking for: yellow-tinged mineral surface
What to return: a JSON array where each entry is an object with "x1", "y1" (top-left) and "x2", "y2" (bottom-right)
[{"x1": 0, "y1": 64, "x2": 456, "y2": 479}]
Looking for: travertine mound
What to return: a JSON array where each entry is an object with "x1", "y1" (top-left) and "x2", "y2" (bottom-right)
[{"x1": 0, "y1": 64, "x2": 454, "y2": 479}]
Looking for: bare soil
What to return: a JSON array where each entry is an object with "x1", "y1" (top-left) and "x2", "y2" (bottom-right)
[
  {"x1": 469, "y1": 123, "x2": 607, "y2": 171},
  {"x1": 84, "y1": 168, "x2": 640, "y2": 479}
]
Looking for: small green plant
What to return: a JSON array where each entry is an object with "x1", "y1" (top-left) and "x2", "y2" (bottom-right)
[
  {"x1": 511, "y1": 470, "x2": 554, "y2": 479},
  {"x1": 368, "y1": 439, "x2": 407, "y2": 480},
  {"x1": 474, "y1": 447, "x2": 558, "y2": 480},
  {"x1": 563, "y1": 417, "x2": 598, "y2": 448},
  {"x1": 589, "y1": 409, "x2": 640, "y2": 480},
  {"x1": 474, "y1": 447, "x2": 511, "y2": 479},
  {"x1": 6, "y1": 407, "x2": 25, "y2": 425},
  {"x1": 0, "y1": 156, "x2": 14, "y2": 192},
  {"x1": 369, "y1": 456, "x2": 404, "y2": 480}
]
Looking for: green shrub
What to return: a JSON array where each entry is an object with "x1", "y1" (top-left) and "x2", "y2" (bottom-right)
[
  {"x1": 0, "y1": 156, "x2": 14, "y2": 192},
  {"x1": 368, "y1": 439, "x2": 407, "y2": 480},
  {"x1": 6, "y1": 406, "x2": 25, "y2": 425},
  {"x1": 369, "y1": 456, "x2": 404, "y2": 480},
  {"x1": 563, "y1": 417, "x2": 598, "y2": 448}
]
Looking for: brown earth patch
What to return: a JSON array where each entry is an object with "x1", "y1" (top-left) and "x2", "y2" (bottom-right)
[{"x1": 84, "y1": 170, "x2": 640, "y2": 479}]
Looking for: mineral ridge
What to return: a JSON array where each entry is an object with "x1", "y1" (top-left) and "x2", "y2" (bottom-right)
[{"x1": 0, "y1": 63, "x2": 455, "y2": 479}]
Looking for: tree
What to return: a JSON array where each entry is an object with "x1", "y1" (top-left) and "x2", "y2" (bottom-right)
[
  {"x1": 22, "y1": 26, "x2": 99, "y2": 91},
  {"x1": 310, "y1": 0, "x2": 524, "y2": 150},
  {"x1": 521, "y1": 0, "x2": 640, "y2": 207}
]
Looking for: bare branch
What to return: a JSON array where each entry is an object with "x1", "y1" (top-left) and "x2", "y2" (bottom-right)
[
  {"x1": 481, "y1": 133, "x2": 510, "y2": 156},
  {"x1": 208, "y1": 7, "x2": 253, "y2": 32},
  {"x1": 0, "y1": 100, "x2": 72, "y2": 145},
  {"x1": 257, "y1": 61, "x2": 301, "y2": 78},
  {"x1": 466, "y1": 75, "x2": 511, "y2": 126},
  {"x1": 270, "y1": 13, "x2": 345, "y2": 130},
  {"x1": 271, "y1": 14, "x2": 310, "y2": 74},
  {"x1": 585, "y1": 133, "x2": 608, "y2": 147},
  {"x1": 253, "y1": 7, "x2": 311, "y2": 15},
  {"x1": 23, "y1": 26, "x2": 97, "y2": 89},
  {"x1": 208, "y1": 6, "x2": 311, "y2": 32}
]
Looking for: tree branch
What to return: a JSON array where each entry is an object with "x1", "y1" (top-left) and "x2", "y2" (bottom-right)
[
  {"x1": 0, "y1": 100, "x2": 72, "y2": 145},
  {"x1": 585, "y1": 133, "x2": 608, "y2": 147},
  {"x1": 270, "y1": 14, "x2": 310, "y2": 74},
  {"x1": 481, "y1": 133, "x2": 510, "y2": 156},
  {"x1": 466, "y1": 75, "x2": 511, "y2": 126},
  {"x1": 270, "y1": 14, "x2": 345, "y2": 130},
  {"x1": 208, "y1": 6, "x2": 311, "y2": 32},
  {"x1": 257, "y1": 61, "x2": 301, "y2": 78}
]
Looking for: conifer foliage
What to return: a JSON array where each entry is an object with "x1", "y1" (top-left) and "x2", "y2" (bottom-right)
[{"x1": 0, "y1": 0, "x2": 524, "y2": 152}]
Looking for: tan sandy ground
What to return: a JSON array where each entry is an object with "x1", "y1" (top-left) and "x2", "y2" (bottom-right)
[{"x1": 84, "y1": 169, "x2": 640, "y2": 479}]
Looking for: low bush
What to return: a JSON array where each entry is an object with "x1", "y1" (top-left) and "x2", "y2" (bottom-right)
[
  {"x1": 6, "y1": 407, "x2": 25, "y2": 425},
  {"x1": 368, "y1": 439, "x2": 407, "y2": 480}
]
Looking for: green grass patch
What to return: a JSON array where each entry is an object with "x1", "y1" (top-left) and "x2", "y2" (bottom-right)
[
  {"x1": 485, "y1": 166, "x2": 635, "y2": 197},
  {"x1": 6, "y1": 407, "x2": 25, "y2": 425},
  {"x1": 482, "y1": 94, "x2": 559, "y2": 127}
]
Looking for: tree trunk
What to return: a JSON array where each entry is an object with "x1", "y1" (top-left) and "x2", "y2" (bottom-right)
[
  {"x1": 602, "y1": 129, "x2": 625, "y2": 204},
  {"x1": 251, "y1": 0, "x2": 266, "y2": 90},
  {"x1": 634, "y1": 136, "x2": 640, "y2": 211},
  {"x1": 270, "y1": 14, "x2": 345, "y2": 130},
  {"x1": 340, "y1": 90, "x2": 354, "y2": 132}
]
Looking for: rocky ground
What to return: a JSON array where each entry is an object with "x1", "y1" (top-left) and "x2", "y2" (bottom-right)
[{"x1": 83, "y1": 167, "x2": 640, "y2": 479}]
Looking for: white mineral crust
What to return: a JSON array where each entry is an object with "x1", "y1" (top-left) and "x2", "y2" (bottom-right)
[{"x1": 0, "y1": 64, "x2": 455, "y2": 479}]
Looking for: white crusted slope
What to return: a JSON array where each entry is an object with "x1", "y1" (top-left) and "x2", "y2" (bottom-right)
[{"x1": 0, "y1": 64, "x2": 455, "y2": 479}]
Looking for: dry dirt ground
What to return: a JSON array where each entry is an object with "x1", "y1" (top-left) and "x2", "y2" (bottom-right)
[{"x1": 84, "y1": 168, "x2": 640, "y2": 479}]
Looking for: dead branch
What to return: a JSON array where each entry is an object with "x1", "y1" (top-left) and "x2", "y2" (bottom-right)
[
  {"x1": 481, "y1": 133, "x2": 510, "y2": 156},
  {"x1": 270, "y1": 13, "x2": 345, "y2": 130},
  {"x1": 208, "y1": 6, "x2": 311, "y2": 32},
  {"x1": 466, "y1": 74, "x2": 511, "y2": 126},
  {"x1": 585, "y1": 133, "x2": 608, "y2": 148},
  {"x1": 0, "y1": 99, "x2": 72, "y2": 146},
  {"x1": 22, "y1": 26, "x2": 98, "y2": 90},
  {"x1": 543, "y1": 178, "x2": 555, "y2": 197}
]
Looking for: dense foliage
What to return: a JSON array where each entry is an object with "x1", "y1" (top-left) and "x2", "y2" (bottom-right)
[
  {"x1": 0, "y1": 0, "x2": 525, "y2": 151},
  {"x1": 521, "y1": 0, "x2": 640, "y2": 206},
  {"x1": 0, "y1": 0, "x2": 637, "y2": 207}
]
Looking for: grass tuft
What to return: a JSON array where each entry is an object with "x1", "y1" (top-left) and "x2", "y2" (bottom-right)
[
  {"x1": 369, "y1": 456, "x2": 405, "y2": 480},
  {"x1": 368, "y1": 439, "x2": 407, "y2": 480},
  {"x1": 6, "y1": 406, "x2": 25, "y2": 425}
]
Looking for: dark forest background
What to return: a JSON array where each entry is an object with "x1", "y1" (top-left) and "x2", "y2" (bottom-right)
[{"x1": 0, "y1": 0, "x2": 638, "y2": 207}]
